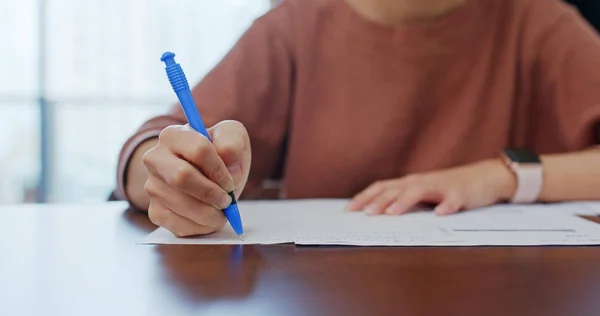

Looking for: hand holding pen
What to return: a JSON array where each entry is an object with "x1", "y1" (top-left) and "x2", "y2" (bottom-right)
[{"x1": 142, "y1": 52, "x2": 250, "y2": 239}]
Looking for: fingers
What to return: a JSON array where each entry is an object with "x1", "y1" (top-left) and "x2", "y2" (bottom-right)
[
  {"x1": 434, "y1": 192, "x2": 463, "y2": 216},
  {"x1": 347, "y1": 181, "x2": 389, "y2": 211},
  {"x1": 143, "y1": 146, "x2": 231, "y2": 209},
  {"x1": 209, "y1": 120, "x2": 251, "y2": 196},
  {"x1": 364, "y1": 189, "x2": 404, "y2": 215},
  {"x1": 384, "y1": 188, "x2": 463, "y2": 215},
  {"x1": 351, "y1": 177, "x2": 466, "y2": 216},
  {"x1": 142, "y1": 121, "x2": 250, "y2": 238},
  {"x1": 385, "y1": 186, "x2": 439, "y2": 215},
  {"x1": 159, "y1": 125, "x2": 235, "y2": 192},
  {"x1": 148, "y1": 202, "x2": 217, "y2": 237},
  {"x1": 145, "y1": 175, "x2": 227, "y2": 229}
]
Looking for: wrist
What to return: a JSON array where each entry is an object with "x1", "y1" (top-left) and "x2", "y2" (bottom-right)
[
  {"x1": 125, "y1": 138, "x2": 158, "y2": 211},
  {"x1": 500, "y1": 148, "x2": 544, "y2": 203},
  {"x1": 484, "y1": 159, "x2": 518, "y2": 203}
]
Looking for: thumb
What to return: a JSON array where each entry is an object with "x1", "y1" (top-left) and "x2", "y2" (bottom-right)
[
  {"x1": 208, "y1": 120, "x2": 251, "y2": 194},
  {"x1": 434, "y1": 192, "x2": 462, "y2": 216}
]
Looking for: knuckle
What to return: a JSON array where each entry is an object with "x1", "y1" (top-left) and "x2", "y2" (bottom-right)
[
  {"x1": 190, "y1": 141, "x2": 211, "y2": 160},
  {"x1": 141, "y1": 148, "x2": 156, "y2": 167},
  {"x1": 229, "y1": 119, "x2": 245, "y2": 129},
  {"x1": 216, "y1": 120, "x2": 250, "y2": 148},
  {"x1": 143, "y1": 179, "x2": 156, "y2": 197},
  {"x1": 384, "y1": 188, "x2": 402, "y2": 199},
  {"x1": 407, "y1": 185, "x2": 425, "y2": 197},
  {"x1": 403, "y1": 174, "x2": 422, "y2": 183},
  {"x1": 215, "y1": 140, "x2": 243, "y2": 156},
  {"x1": 204, "y1": 162, "x2": 219, "y2": 178},
  {"x1": 158, "y1": 125, "x2": 179, "y2": 141},
  {"x1": 202, "y1": 186, "x2": 222, "y2": 204},
  {"x1": 221, "y1": 120, "x2": 247, "y2": 133},
  {"x1": 169, "y1": 164, "x2": 192, "y2": 188},
  {"x1": 371, "y1": 181, "x2": 387, "y2": 191},
  {"x1": 208, "y1": 165, "x2": 228, "y2": 185},
  {"x1": 217, "y1": 141, "x2": 238, "y2": 154}
]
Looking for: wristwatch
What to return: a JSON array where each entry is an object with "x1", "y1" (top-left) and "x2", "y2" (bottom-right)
[{"x1": 500, "y1": 148, "x2": 543, "y2": 204}]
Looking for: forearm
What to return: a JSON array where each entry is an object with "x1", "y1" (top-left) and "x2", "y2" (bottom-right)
[
  {"x1": 125, "y1": 138, "x2": 159, "y2": 211},
  {"x1": 538, "y1": 148, "x2": 600, "y2": 202}
]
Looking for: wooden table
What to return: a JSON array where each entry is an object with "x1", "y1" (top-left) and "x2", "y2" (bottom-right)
[{"x1": 2, "y1": 202, "x2": 600, "y2": 316}]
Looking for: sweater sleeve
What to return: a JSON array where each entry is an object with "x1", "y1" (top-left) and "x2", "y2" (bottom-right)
[
  {"x1": 528, "y1": 1, "x2": 600, "y2": 152},
  {"x1": 115, "y1": 6, "x2": 294, "y2": 201}
]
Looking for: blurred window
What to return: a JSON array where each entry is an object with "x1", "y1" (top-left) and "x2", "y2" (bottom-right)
[{"x1": 0, "y1": 0, "x2": 271, "y2": 203}]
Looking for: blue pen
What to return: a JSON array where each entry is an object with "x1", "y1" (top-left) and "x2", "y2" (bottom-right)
[{"x1": 160, "y1": 51, "x2": 244, "y2": 240}]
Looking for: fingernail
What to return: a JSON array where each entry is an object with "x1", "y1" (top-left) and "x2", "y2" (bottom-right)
[
  {"x1": 434, "y1": 207, "x2": 447, "y2": 216},
  {"x1": 217, "y1": 193, "x2": 232, "y2": 209},
  {"x1": 385, "y1": 204, "x2": 398, "y2": 215},
  {"x1": 227, "y1": 163, "x2": 242, "y2": 175},
  {"x1": 365, "y1": 205, "x2": 378, "y2": 215},
  {"x1": 223, "y1": 164, "x2": 241, "y2": 192},
  {"x1": 218, "y1": 173, "x2": 235, "y2": 193},
  {"x1": 436, "y1": 209, "x2": 450, "y2": 216},
  {"x1": 223, "y1": 178, "x2": 235, "y2": 193}
]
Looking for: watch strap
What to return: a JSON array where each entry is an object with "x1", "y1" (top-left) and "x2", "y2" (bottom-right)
[{"x1": 510, "y1": 163, "x2": 543, "y2": 204}]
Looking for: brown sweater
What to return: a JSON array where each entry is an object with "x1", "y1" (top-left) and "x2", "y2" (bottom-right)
[{"x1": 116, "y1": 0, "x2": 600, "y2": 202}]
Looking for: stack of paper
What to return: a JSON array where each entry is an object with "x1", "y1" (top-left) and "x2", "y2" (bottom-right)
[{"x1": 140, "y1": 199, "x2": 600, "y2": 246}]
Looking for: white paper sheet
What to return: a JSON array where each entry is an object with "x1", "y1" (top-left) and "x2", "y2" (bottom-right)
[{"x1": 140, "y1": 199, "x2": 600, "y2": 246}]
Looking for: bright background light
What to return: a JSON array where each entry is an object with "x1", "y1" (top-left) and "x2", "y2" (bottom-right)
[{"x1": 0, "y1": 0, "x2": 271, "y2": 204}]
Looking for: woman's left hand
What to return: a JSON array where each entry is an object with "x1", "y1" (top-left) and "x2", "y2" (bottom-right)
[{"x1": 347, "y1": 159, "x2": 517, "y2": 216}]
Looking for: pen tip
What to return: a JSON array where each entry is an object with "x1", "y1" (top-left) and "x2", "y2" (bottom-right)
[{"x1": 240, "y1": 234, "x2": 244, "y2": 241}]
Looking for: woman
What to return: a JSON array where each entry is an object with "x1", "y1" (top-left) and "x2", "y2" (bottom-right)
[{"x1": 116, "y1": 0, "x2": 600, "y2": 237}]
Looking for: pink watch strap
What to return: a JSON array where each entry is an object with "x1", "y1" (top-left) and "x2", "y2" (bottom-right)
[{"x1": 510, "y1": 164, "x2": 543, "y2": 204}]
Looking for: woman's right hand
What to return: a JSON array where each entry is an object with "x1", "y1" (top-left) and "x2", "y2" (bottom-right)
[{"x1": 142, "y1": 120, "x2": 251, "y2": 237}]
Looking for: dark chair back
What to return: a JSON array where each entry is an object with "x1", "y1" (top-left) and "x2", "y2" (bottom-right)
[{"x1": 565, "y1": 0, "x2": 600, "y2": 32}]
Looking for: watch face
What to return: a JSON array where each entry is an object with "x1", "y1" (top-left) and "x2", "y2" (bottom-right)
[{"x1": 503, "y1": 148, "x2": 541, "y2": 163}]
